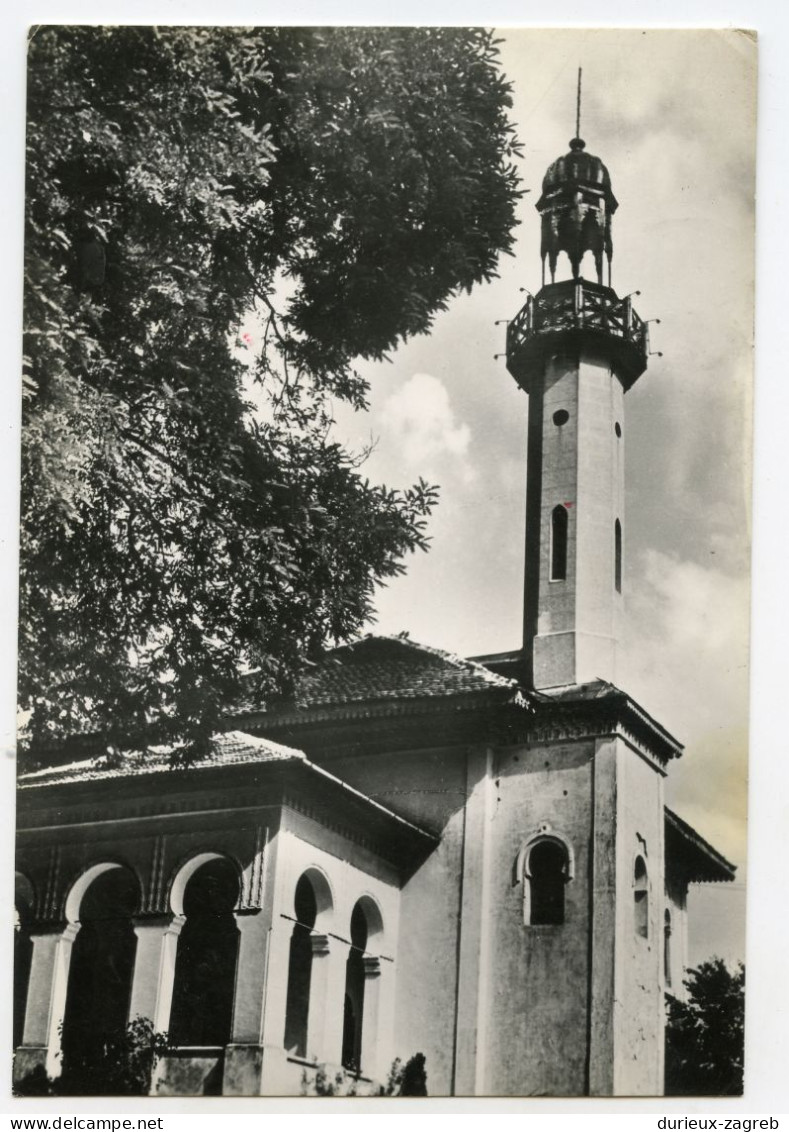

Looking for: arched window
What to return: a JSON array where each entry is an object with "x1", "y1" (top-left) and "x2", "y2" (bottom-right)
[
  {"x1": 527, "y1": 840, "x2": 568, "y2": 925},
  {"x1": 342, "y1": 902, "x2": 368, "y2": 1074},
  {"x1": 169, "y1": 857, "x2": 240, "y2": 1047},
  {"x1": 634, "y1": 856, "x2": 649, "y2": 939},
  {"x1": 664, "y1": 908, "x2": 673, "y2": 986},
  {"x1": 284, "y1": 874, "x2": 318, "y2": 1057},
  {"x1": 551, "y1": 505, "x2": 568, "y2": 581},
  {"x1": 61, "y1": 865, "x2": 140, "y2": 1073},
  {"x1": 14, "y1": 874, "x2": 35, "y2": 1049},
  {"x1": 615, "y1": 518, "x2": 622, "y2": 593}
]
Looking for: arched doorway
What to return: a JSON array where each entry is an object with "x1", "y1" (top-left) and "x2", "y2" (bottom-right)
[
  {"x1": 169, "y1": 857, "x2": 240, "y2": 1047},
  {"x1": 61, "y1": 865, "x2": 140, "y2": 1073}
]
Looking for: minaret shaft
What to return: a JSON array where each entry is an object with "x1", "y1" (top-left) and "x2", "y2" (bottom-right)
[
  {"x1": 507, "y1": 276, "x2": 648, "y2": 690},
  {"x1": 524, "y1": 348, "x2": 625, "y2": 688}
]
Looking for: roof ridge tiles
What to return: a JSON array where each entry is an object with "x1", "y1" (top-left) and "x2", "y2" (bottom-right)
[{"x1": 335, "y1": 632, "x2": 521, "y2": 689}]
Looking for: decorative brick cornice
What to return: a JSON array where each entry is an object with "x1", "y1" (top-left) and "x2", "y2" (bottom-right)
[{"x1": 527, "y1": 686, "x2": 682, "y2": 767}]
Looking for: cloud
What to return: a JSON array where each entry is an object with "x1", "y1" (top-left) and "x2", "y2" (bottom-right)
[
  {"x1": 382, "y1": 372, "x2": 472, "y2": 474},
  {"x1": 622, "y1": 549, "x2": 750, "y2": 865}
]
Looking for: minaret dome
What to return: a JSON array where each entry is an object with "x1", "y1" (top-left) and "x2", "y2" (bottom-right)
[{"x1": 537, "y1": 135, "x2": 618, "y2": 287}]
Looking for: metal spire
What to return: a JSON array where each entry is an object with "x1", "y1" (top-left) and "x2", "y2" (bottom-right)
[{"x1": 576, "y1": 67, "x2": 582, "y2": 140}]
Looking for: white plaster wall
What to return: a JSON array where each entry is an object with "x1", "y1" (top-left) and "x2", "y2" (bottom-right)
[
  {"x1": 665, "y1": 886, "x2": 690, "y2": 1002},
  {"x1": 316, "y1": 745, "x2": 470, "y2": 1096},
  {"x1": 575, "y1": 356, "x2": 625, "y2": 684},
  {"x1": 533, "y1": 352, "x2": 625, "y2": 688},
  {"x1": 534, "y1": 356, "x2": 579, "y2": 687},
  {"x1": 478, "y1": 738, "x2": 597, "y2": 1097},
  {"x1": 613, "y1": 738, "x2": 666, "y2": 1096},
  {"x1": 271, "y1": 818, "x2": 401, "y2": 1086}
]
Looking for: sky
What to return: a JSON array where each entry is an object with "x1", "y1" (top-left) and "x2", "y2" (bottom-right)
[
  {"x1": 324, "y1": 30, "x2": 755, "y2": 961},
  {"x1": 3, "y1": 9, "x2": 788, "y2": 1108}
]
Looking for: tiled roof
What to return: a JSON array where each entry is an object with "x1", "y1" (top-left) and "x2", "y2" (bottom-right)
[
  {"x1": 250, "y1": 633, "x2": 524, "y2": 716},
  {"x1": 535, "y1": 678, "x2": 684, "y2": 762},
  {"x1": 18, "y1": 730, "x2": 306, "y2": 789},
  {"x1": 665, "y1": 807, "x2": 737, "y2": 883},
  {"x1": 18, "y1": 728, "x2": 438, "y2": 851}
]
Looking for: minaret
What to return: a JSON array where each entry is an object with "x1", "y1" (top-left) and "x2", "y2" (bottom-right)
[{"x1": 506, "y1": 75, "x2": 650, "y2": 690}]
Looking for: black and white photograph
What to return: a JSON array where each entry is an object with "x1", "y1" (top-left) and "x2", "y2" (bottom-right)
[{"x1": 10, "y1": 24, "x2": 758, "y2": 1103}]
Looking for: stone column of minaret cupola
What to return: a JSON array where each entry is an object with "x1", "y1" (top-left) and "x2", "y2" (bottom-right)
[{"x1": 505, "y1": 87, "x2": 650, "y2": 691}]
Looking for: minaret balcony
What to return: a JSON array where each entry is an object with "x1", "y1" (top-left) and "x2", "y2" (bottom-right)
[{"x1": 506, "y1": 278, "x2": 648, "y2": 393}]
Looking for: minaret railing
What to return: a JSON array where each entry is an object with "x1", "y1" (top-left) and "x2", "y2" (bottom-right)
[{"x1": 506, "y1": 282, "x2": 648, "y2": 360}]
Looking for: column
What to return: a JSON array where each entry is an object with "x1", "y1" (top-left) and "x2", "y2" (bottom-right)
[
  {"x1": 322, "y1": 935, "x2": 351, "y2": 1068},
  {"x1": 305, "y1": 934, "x2": 330, "y2": 1063},
  {"x1": 129, "y1": 914, "x2": 184, "y2": 1033},
  {"x1": 257, "y1": 914, "x2": 296, "y2": 1095},
  {"x1": 14, "y1": 922, "x2": 79, "y2": 1083},
  {"x1": 223, "y1": 910, "x2": 266, "y2": 1096}
]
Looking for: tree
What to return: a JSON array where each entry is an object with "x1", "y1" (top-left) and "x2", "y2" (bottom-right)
[
  {"x1": 20, "y1": 27, "x2": 522, "y2": 761},
  {"x1": 665, "y1": 959, "x2": 745, "y2": 1096},
  {"x1": 14, "y1": 1017, "x2": 172, "y2": 1096}
]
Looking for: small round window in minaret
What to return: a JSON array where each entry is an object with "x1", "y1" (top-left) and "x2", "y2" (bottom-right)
[
  {"x1": 614, "y1": 421, "x2": 622, "y2": 438},
  {"x1": 553, "y1": 409, "x2": 569, "y2": 427}
]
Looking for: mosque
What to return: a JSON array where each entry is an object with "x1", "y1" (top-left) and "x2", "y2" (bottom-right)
[{"x1": 14, "y1": 111, "x2": 735, "y2": 1097}]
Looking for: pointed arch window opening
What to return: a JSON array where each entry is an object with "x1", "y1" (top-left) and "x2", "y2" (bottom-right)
[
  {"x1": 634, "y1": 856, "x2": 649, "y2": 939},
  {"x1": 550, "y1": 505, "x2": 569, "y2": 582},
  {"x1": 341, "y1": 902, "x2": 368, "y2": 1074},
  {"x1": 284, "y1": 874, "x2": 320, "y2": 1059},
  {"x1": 517, "y1": 835, "x2": 574, "y2": 927}
]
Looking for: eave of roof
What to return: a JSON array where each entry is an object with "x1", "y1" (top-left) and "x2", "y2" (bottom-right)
[
  {"x1": 530, "y1": 679, "x2": 684, "y2": 765},
  {"x1": 17, "y1": 730, "x2": 437, "y2": 852},
  {"x1": 665, "y1": 807, "x2": 737, "y2": 883}
]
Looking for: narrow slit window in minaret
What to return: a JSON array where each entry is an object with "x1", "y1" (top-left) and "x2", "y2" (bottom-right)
[
  {"x1": 551, "y1": 505, "x2": 568, "y2": 581},
  {"x1": 615, "y1": 518, "x2": 622, "y2": 593}
]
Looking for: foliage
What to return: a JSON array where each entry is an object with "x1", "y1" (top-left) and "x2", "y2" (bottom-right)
[
  {"x1": 399, "y1": 1051, "x2": 428, "y2": 1095},
  {"x1": 301, "y1": 1052, "x2": 427, "y2": 1096},
  {"x1": 21, "y1": 26, "x2": 522, "y2": 761},
  {"x1": 13, "y1": 1016, "x2": 172, "y2": 1096},
  {"x1": 665, "y1": 958, "x2": 745, "y2": 1096}
]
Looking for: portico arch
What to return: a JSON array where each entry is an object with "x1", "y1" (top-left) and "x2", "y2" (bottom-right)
[
  {"x1": 61, "y1": 863, "x2": 141, "y2": 1073},
  {"x1": 168, "y1": 855, "x2": 240, "y2": 1047}
]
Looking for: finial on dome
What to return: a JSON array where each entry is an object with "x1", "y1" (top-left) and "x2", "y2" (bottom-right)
[
  {"x1": 536, "y1": 68, "x2": 618, "y2": 288},
  {"x1": 573, "y1": 67, "x2": 583, "y2": 147}
]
